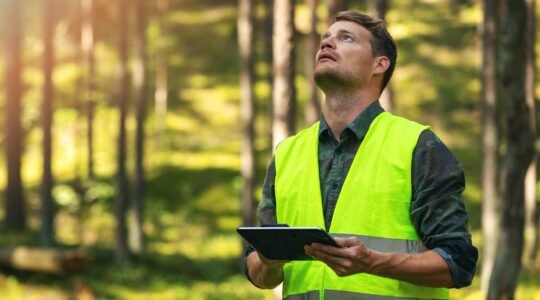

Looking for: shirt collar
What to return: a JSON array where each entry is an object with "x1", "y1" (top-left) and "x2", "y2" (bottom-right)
[{"x1": 319, "y1": 100, "x2": 385, "y2": 141}]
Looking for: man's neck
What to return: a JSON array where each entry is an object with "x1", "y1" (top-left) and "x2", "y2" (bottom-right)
[{"x1": 322, "y1": 89, "x2": 378, "y2": 141}]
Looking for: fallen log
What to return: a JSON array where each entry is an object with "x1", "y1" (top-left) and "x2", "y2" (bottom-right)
[{"x1": 0, "y1": 247, "x2": 91, "y2": 274}]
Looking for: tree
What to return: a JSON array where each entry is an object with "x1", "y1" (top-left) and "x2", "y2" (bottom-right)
[
  {"x1": 264, "y1": 0, "x2": 274, "y2": 151},
  {"x1": 272, "y1": 0, "x2": 296, "y2": 148},
  {"x1": 154, "y1": 0, "x2": 169, "y2": 149},
  {"x1": 130, "y1": 0, "x2": 147, "y2": 255},
  {"x1": 326, "y1": 0, "x2": 348, "y2": 24},
  {"x1": 41, "y1": 0, "x2": 57, "y2": 247},
  {"x1": 480, "y1": 0, "x2": 499, "y2": 293},
  {"x1": 81, "y1": 0, "x2": 96, "y2": 179},
  {"x1": 238, "y1": 0, "x2": 256, "y2": 227},
  {"x1": 523, "y1": 0, "x2": 538, "y2": 266},
  {"x1": 115, "y1": 0, "x2": 130, "y2": 263},
  {"x1": 305, "y1": 0, "x2": 321, "y2": 125},
  {"x1": 3, "y1": 0, "x2": 26, "y2": 230},
  {"x1": 488, "y1": 0, "x2": 535, "y2": 298},
  {"x1": 367, "y1": 0, "x2": 393, "y2": 112}
]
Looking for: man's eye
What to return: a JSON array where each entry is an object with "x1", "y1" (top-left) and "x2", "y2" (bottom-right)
[{"x1": 341, "y1": 35, "x2": 353, "y2": 42}]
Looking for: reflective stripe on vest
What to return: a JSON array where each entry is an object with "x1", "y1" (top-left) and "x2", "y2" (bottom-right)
[
  {"x1": 275, "y1": 112, "x2": 449, "y2": 300},
  {"x1": 285, "y1": 290, "x2": 445, "y2": 300}
]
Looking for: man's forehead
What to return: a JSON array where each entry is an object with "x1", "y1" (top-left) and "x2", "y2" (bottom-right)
[{"x1": 325, "y1": 20, "x2": 368, "y2": 35}]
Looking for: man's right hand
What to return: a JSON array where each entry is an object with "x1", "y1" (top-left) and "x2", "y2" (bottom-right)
[{"x1": 247, "y1": 251, "x2": 287, "y2": 289}]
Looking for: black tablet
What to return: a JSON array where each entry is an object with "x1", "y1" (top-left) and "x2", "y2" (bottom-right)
[{"x1": 237, "y1": 226, "x2": 338, "y2": 260}]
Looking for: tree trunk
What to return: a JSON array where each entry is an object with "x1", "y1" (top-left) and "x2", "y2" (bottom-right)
[
  {"x1": 0, "y1": 247, "x2": 90, "y2": 274},
  {"x1": 367, "y1": 0, "x2": 393, "y2": 112},
  {"x1": 41, "y1": 0, "x2": 56, "y2": 247},
  {"x1": 130, "y1": 0, "x2": 147, "y2": 255},
  {"x1": 263, "y1": 0, "x2": 274, "y2": 153},
  {"x1": 481, "y1": 0, "x2": 499, "y2": 293},
  {"x1": 326, "y1": 0, "x2": 348, "y2": 24},
  {"x1": 154, "y1": 0, "x2": 169, "y2": 150},
  {"x1": 3, "y1": 0, "x2": 26, "y2": 230},
  {"x1": 239, "y1": 0, "x2": 257, "y2": 228},
  {"x1": 115, "y1": 0, "x2": 130, "y2": 264},
  {"x1": 523, "y1": 0, "x2": 538, "y2": 266},
  {"x1": 81, "y1": 0, "x2": 96, "y2": 179},
  {"x1": 488, "y1": 0, "x2": 534, "y2": 298},
  {"x1": 272, "y1": 0, "x2": 296, "y2": 149},
  {"x1": 305, "y1": 0, "x2": 320, "y2": 125}
]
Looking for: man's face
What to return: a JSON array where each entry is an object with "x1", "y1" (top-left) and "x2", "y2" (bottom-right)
[{"x1": 314, "y1": 21, "x2": 377, "y2": 90}]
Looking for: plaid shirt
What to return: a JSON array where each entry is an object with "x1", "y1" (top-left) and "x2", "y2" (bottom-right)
[{"x1": 246, "y1": 101, "x2": 477, "y2": 288}]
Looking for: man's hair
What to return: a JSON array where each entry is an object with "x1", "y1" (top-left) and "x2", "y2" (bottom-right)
[{"x1": 334, "y1": 11, "x2": 397, "y2": 92}]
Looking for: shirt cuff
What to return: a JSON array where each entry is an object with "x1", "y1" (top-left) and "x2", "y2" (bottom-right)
[{"x1": 432, "y1": 246, "x2": 475, "y2": 288}]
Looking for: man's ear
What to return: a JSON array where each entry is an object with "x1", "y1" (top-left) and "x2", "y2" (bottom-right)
[{"x1": 373, "y1": 56, "x2": 390, "y2": 75}]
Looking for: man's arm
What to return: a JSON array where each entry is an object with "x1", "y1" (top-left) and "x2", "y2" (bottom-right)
[
  {"x1": 244, "y1": 158, "x2": 282, "y2": 287},
  {"x1": 410, "y1": 130, "x2": 478, "y2": 288},
  {"x1": 305, "y1": 237, "x2": 453, "y2": 287},
  {"x1": 246, "y1": 251, "x2": 286, "y2": 289}
]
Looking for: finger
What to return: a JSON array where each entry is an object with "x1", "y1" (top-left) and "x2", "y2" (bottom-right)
[
  {"x1": 307, "y1": 245, "x2": 351, "y2": 267},
  {"x1": 310, "y1": 242, "x2": 351, "y2": 259},
  {"x1": 334, "y1": 236, "x2": 362, "y2": 248}
]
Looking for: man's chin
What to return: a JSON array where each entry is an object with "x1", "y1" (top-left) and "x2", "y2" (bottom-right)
[{"x1": 314, "y1": 71, "x2": 340, "y2": 90}]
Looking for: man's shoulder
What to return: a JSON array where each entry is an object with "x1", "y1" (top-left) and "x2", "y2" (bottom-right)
[{"x1": 275, "y1": 122, "x2": 320, "y2": 150}]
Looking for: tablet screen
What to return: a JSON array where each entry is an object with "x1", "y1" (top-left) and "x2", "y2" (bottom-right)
[{"x1": 237, "y1": 226, "x2": 338, "y2": 260}]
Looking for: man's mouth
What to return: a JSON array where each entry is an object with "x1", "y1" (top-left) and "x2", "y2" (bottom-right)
[{"x1": 318, "y1": 53, "x2": 336, "y2": 62}]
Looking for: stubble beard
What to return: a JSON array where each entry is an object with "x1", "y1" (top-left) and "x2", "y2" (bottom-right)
[{"x1": 314, "y1": 66, "x2": 358, "y2": 96}]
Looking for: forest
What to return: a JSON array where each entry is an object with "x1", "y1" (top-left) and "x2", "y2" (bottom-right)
[{"x1": 0, "y1": 0, "x2": 539, "y2": 299}]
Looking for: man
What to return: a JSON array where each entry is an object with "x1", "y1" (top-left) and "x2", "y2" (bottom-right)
[{"x1": 245, "y1": 11, "x2": 477, "y2": 299}]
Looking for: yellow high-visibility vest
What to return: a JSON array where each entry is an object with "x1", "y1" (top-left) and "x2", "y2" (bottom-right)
[{"x1": 274, "y1": 112, "x2": 449, "y2": 300}]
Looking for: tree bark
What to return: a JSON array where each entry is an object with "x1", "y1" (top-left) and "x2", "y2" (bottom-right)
[
  {"x1": 115, "y1": 0, "x2": 130, "y2": 264},
  {"x1": 272, "y1": 0, "x2": 296, "y2": 149},
  {"x1": 3, "y1": 0, "x2": 26, "y2": 230},
  {"x1": 41, "y1": 0, "x2": 56, "y2": 247},
  {"x1": 488, "y1": 0, "x2": 535, "y2": 298},
  {"x1": 130, "y1": 0, "x2": 147, "y2": 256},
  {"x1": 481, "y1": 0, "x2": 499, "y2": 293},
  {"x1": 238, "y1": 0, "x2": 257, "y2": 227},
  {"x1": 305, "y1": 0, "x2": 321, "y2": 125},
  {"x1": 523, "y1": 0, "x2": 538, "y2": 266},
  {"x1": 81, "y1": 0, "x2": 96, "y2": 179}
]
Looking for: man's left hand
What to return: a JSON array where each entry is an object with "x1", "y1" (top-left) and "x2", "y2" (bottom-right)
[{"x1": 304, "y1": 236, "x2": 377, "y2": 277}]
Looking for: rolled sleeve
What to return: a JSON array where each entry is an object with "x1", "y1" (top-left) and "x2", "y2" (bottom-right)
[{"x1": 411, "y1": 130, "x2": 478, "y2": 288}]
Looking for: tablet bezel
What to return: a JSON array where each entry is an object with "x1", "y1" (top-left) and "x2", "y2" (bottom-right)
[{"x1": 237, "y1": 226, "x2": 338, "y2": 261}]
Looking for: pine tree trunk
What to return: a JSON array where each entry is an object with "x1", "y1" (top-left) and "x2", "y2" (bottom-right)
[
  {"x1": 305, "y1": 0, "x2": 320, "y2": 125},
  {"x1": 3, "y1": 0, "x2": 26, "y2": 230},
  {"x1": 481, "y1": 0, "x2": 499, "y2": 293},
  {"x1": 264, "y1": 0, "x2": 274, "y2": 152},
  {"x1": 115, "y1": 0, "x2": 130, "y2": 264},
  {"x1": 154, "y1": 0, "x2": 169, "y2": 150},
  {"x1": 238, "y1": 0, "x2": 256, "y2": 227},
  {"x1": 488, "y1": 0, "x2": 534, "y2": 298},
  {"x1": 523, "y1": 0, "x2": 538, "y2": 266},
  {"x1": 131, "y1": 0, "x2": 147, "y2": 255},
  {"x1": 272, "y1": 0, "x2": 296, "y2": 149},
  {"x1": 81, "y1": 0, "x2": 96, "y2": 179},
  {"x1": 326, "y1": 0, "x2": 348, "y2": 24},
  {"x1": 41, "y1": 0, "x2": 56, "y2": 247}
]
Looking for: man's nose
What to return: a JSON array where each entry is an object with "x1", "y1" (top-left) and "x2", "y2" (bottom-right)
[{"x1": 320, "y1": 36, "x2": 335, "y2": 50}]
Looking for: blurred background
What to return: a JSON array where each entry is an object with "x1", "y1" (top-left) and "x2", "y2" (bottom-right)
[{"x1": 0, "y1": 0, "x2": 538, "y2": 299}]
